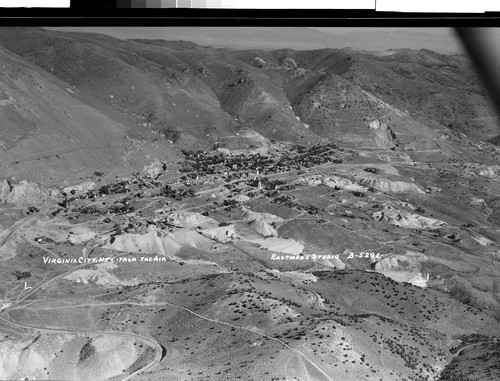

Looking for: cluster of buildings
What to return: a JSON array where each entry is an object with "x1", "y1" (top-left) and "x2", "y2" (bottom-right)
[{"x1": 180, "y1": 143, "x2": 342, "y2": 183}]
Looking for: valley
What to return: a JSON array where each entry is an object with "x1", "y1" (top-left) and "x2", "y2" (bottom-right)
[{"x1": 0, "y1": 27, "x2": 499, "y2": 381}]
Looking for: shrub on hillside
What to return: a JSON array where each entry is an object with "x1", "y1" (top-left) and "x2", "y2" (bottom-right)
[{"x1": 449, "y1": 280, "x2": 476, "y2": 307}]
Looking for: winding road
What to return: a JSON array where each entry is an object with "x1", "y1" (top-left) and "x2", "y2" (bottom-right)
[
  {"x1": 0, "y1": 314, "x2": 162, "y2": 380},
  {"x1": 5, "y1": 296, "x2": 334, "y2": 381}
]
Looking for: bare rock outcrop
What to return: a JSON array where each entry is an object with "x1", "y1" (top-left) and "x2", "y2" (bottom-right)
[
  {"x1": 478, "y1": 165, "x2": 498, "y2": 179},
  {"x1": 143, "y1": 160, "x2": 167, "y2": 179},
  {"x1": 103, "y1": 228, "x2": 212, "y2": 256},
  {"x1": 372, "y1": 256, "x2": 400, "y2": 271},
  {"x1": 371, "y1": 252, "x2": 428, "y2": 271},
  {"x1": 201, "y1": 224, "x2": 238, "y2": 243},
  {"x1": 164, "y1": 211, "x2": 218, "y2": 229},
  {"x1": 241, "y1": 207, "x2": 284, "y2": 225},
  {"x1": 67, "y1": 226, "x2": 97, "y2": 245},
  {"x1": 0, "y1": 179, "x2": 11, "y2": 201},
  {"x1": 248, "y1": 219, "x2": 278, "y2": 237},
  {"x1": 323, "y1": 175, "x2": 367, "y2": 192},
  {"x1": 0, "y1": 179, "x2": 52, "y2": 206},
  {"x1": 369, "y1": 119, "x2": 397, "y2": 149},
  {"x1": 372, "y1": 205, "x2": 445, "y2": 229},
  {"x1": 359, "y1": 177, "x2": 425, "y2": 194}
]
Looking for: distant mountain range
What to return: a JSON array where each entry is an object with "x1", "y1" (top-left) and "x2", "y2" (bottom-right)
[{"x1": 45, "y1": 27, "x2": 465, "y2": 54}]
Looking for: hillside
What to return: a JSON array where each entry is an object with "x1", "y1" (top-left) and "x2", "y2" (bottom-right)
[
  {"x1": 0, "y1": 28, "x2": 496, "y2": 155},
  {"x1": 0, "y1": 38, "x2": 181, "y2": 186},
  {"x1": 0, "y1": 27, "x2": 499, "y2": 381}
]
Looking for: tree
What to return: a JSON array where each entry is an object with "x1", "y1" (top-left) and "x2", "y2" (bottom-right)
[{"x1": 449, "y1": 280, "x2": 475, "y2": 307}]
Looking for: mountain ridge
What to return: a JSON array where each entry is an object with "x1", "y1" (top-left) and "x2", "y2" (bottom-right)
[{"x1": 0, "y1": 27, "x2": 497, "y2": 183}]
